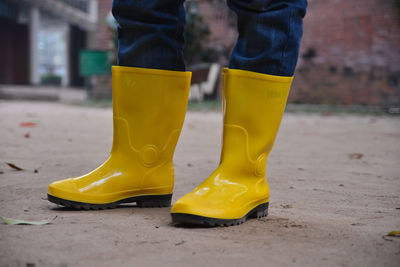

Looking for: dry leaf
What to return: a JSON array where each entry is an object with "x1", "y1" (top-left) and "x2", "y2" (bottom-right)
[
  {"x1": 20, "y1": 122, "x2": 36, "y2": 127},
  {"x1": 6, "y1": 162, "x2": 24, "y2": 171},
  {"x1": 349, "y1": 153, "x2": 363, "y2": 159},
  {"x1": 24, "y1": 133, "x2": 31, "y2": 138},
  {"x1": 0, "y1": 216, "x2": 57, "y2": 225}
]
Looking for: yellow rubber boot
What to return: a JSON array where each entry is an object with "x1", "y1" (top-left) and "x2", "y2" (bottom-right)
[
  {"x1": 171, "y1": 68, "x2": 292, "y2": 226},
  {"x1": 48, "y1": 66, "x2": 191, "y2": 209}
]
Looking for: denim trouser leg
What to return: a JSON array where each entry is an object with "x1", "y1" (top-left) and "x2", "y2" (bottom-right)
[
  {"x1": 111, "y1": 0, "x2": 186, "y2": 71},
  {"x1": 111, "y1": 0, "x2": 307, "y2": 75},
  {"x1": 227, "y1": 0, "x2": 307, "y2": 76}
]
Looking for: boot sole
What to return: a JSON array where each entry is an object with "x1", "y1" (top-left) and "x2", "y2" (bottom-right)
[
  {"x1": 171, "y1": 202, "x2": 269, "y2": 227},
  {"x1": 47, "y1": 194, "x2": 172, "y2": 210}
]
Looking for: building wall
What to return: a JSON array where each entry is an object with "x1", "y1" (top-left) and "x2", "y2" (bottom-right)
[
  {"x1": 198, "y1": 0, "x2": 237, "y2": 66},
  {"x1": 290, "y1": 0, "x2": 400, "y2": 107},
  {"x1": 87, "y1": 0, "x2": 113, "y2": 98},
  {"x1": 87, "y1": 0, "x2": 113, "y2": 50}
]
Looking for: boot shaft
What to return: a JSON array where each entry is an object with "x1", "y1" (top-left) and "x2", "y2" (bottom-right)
[
  {"x1": 111, "y1": 66, "x2": 191, "y2": 156},
  {"x1": 220, "y1": 68, "x2": 293, "y2": 176}
]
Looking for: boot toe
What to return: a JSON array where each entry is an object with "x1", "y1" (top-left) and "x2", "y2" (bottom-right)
[
  {"x1": 48, "y1": 178, "x2": 78, "y2": 199},
  {"x1": 171, "y1": 193, "x2": 228, "y2": 219}
]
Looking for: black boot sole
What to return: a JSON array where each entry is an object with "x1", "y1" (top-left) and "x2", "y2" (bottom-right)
[
  {"x1": 47, "y1": 194, "x2": 172, "y2": 210},
  {"x1": 171, "y1": 202, "x2": 269, "y2": 227}
]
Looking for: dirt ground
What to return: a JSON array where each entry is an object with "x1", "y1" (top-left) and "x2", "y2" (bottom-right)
[{"x1": 0, "y1": 101, "x2": 399, "y2": 267}]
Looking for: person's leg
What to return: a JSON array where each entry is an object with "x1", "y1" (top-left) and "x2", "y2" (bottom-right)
[
  {"x1": 228, "y1": 0, "x2": 307, "y2": 76},
  {"x1": 112, "y1": 0, "x2": 186, "y2": 71},
  {"x1": 171, "y1": 0, "x2": 307, "y2": 226},
  {"x1": 47, "y1": 0, "x2": 191, "y2": 209}
]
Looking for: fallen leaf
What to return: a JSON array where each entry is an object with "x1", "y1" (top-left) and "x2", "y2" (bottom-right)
[
  {"x1": 0, "y1": 216, "x2": 57, "y2": 225},
  {"x1": 175, "y1": 241, "x2": 186, "y2": 246},
  {"x1": 349, "y1": 153, "x2": 363, "y2": 159},
  {"x1": 0, "y1": 170, "x2": 3, "y2": 174},
  {"x1": 382, "y1": 235, "x2": 393, "y2": 242},
  {"x1": 20, "y1": 122, "x2": 36, "y2": 127},
  {"x1": 387, "y1": 230, "x2": 400, "y2": 237},
  {"x1": 281, "y1": 204, "x2": 293, "y2": 209},
  {"x1": 6, "y1": 162, "x2": 24, "y2": 171},
  {"x1": 24, "y1": 133, "x2": 30, "y2": 138}
]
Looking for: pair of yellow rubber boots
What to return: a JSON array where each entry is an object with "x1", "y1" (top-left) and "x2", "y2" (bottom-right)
[{"x1": 48, "y1": 66, "x2": 292, "y2": 226}]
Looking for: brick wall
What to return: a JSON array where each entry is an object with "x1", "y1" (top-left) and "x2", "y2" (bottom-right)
[
  {"x1": 198, "y1": 0, "x2": 237, "y2": 66},
  {"x1": 87, "y1": 0, "x2": 113, "y2": 50},
  {"x1": 87, "y1": 0, "x2": 113, "y2": 99},
  {"x1": 290, "y1": 0, "x2": 400, "y2": 107}
]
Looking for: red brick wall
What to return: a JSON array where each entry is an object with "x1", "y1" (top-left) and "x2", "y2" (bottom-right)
[
  {"x1": 87, "y1": 0, "x2": 113, "y2": 99},
  {"x1": 198, "y1": 0, "x2": 237, "y2": 66},
  {"x1": 87, "y1": 0, "x2": 113, "y2": 50},
  {"x1": 290, "y1": 0, "x2": 400, "y2": 107}
]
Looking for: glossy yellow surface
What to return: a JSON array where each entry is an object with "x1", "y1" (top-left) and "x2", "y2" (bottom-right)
[
  {"x1": 48, "y1": 66, "x2": 191, "y2": 204},
  {"x1": 171, "y1": 68, "x2": 292, "y2": 219}
]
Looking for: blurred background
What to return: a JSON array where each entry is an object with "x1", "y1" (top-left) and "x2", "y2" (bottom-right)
[{"x1": 0, "y1": 0, "x2": 399, "y2": 112}]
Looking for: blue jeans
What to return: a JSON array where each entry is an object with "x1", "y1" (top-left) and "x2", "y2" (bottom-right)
[{"x1": 112, "y1": 0, "x2": 307, "y2": 76}]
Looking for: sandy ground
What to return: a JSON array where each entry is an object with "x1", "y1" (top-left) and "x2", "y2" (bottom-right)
[{"x1": 0, "y1": 100, "x2": 399, "y2": 267}]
